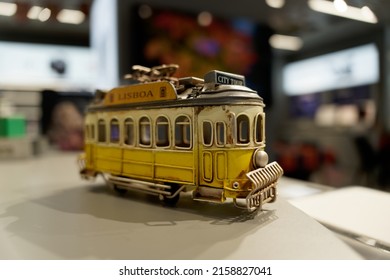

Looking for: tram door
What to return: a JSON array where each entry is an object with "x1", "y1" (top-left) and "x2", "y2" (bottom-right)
[
  {"x1": 214, "y1": 121, "x2": 227, "y2": 183},
  {"x1": 198, "y1": 119, "x2": 227, "y2": 187},
  {"x1": 85, "y1": 143, "x2": 94, "y2": 170},
  {"x1": 84, "y1": 121, "x2": 95, "y2": 171}
]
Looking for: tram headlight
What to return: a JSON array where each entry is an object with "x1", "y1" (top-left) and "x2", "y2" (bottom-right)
[{"x1": 253, "y1": 149, "x2": 269, "y2": 168}]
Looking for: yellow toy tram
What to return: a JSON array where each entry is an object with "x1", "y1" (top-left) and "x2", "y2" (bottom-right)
[{"x1": 78, "y1": 64, "x2": 283, "y2": 211}]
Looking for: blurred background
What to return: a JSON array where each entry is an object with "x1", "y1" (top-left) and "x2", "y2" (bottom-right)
[{"x1": 1, "y1": 0, "x2": 389, "y2": 190}]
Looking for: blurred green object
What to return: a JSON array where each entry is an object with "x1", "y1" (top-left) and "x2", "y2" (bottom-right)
[{"x1": 0, "y1": 116, "x2": 26, "y2": 138}]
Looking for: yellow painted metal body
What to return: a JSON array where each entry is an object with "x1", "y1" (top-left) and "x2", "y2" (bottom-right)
[
  {"x1": 83, "y1": 102, "x2": 264, "y2": 199},
  {"x1": 84, "y1": 105, "x2": 197, "y2": 185}
]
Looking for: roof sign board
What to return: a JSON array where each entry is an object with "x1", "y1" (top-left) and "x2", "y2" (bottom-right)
[
  {"x1": 103, "y1": 81, "x2": 177, "y2": 106},
  {"x1": 204, "y1": 70, "x2": 246, "y2": 86}
]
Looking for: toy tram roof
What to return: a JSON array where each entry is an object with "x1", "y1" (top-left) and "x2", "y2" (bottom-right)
[{"x1": 87, "y1": 81, "x2": 264, "y2": 112}]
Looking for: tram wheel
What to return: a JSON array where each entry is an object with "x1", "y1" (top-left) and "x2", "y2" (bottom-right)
[
  {"x1": 113, "y1": 185, "x2": 128, "y2": 196},
  {"x1": 162, "y1": 183, "x2": 181, "y2": 206}
]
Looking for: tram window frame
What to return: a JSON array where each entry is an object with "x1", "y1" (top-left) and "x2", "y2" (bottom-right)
[
  {"x1": 255, "y1": 113, "x2": 264, "y2": 144},
  {"x1": 216, "y1": 121, "x2": 226, "y2": 146},
  {"x1": 124, "y1": 117, "x2": 135, "y2": 146},
  {"x1": 139, "y1": 116, "x2": 152, "y2": 147},
  {"x1": 202, "y1": 121, "x2": 213, "y2": 147},
  {"x1": 110, "y1": 119, "x2": 120, "y2": 144},
  {"x1": 175, "y1": 115, "x2": 192, "y2": 149},
  {"x1": 98, "y1": 119, "x2": 106, "y2": 143},
  {"x1": 156, "y1": 116, "x2": 170, "y2": 148},
  {"x1": 237, "y1": 114, "x2": 250, "y2": 145}
]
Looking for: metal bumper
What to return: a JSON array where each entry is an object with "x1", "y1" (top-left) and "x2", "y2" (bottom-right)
[
  {"x1": 78, "y1": 153, "x2": 96, "y2": 180},
  {"x1": 77, "y1": 153, "x2": 86, "y2": 174},
  {"x1": 245, "y1": 161, "x2": 283, "y2": 211}
]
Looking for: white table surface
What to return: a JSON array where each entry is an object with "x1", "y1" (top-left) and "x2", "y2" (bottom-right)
[
  {"x1": 0, "y1": 151, "x2": 362, "y2": 259},
  {"x1": 289, "y1": 186, "x2": 390, "y2": 259}
]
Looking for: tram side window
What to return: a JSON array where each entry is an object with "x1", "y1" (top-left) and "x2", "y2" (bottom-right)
[
  {"x1": 85, "y1": 124, "x2": 89, "y2": 139},
  {"x1": 237, "y1": 115, "x2": 250, "y2": 144},
  {"x1": 139, "y1": 116, "x2": 151, "y2": 146},
  {"x1": 216, "y1": 122, "x2": 226, "y2": 146},
  {"x1": 156, "y1": 116, "x2": 170, "y2": 147},
  {"x1": 86, "y1": 124, "x2": 92, "y2": 140},
  {"x1": 124, "y1": 118, "x2": 135, "y2": 146},
  {"x1": 98, "y1": 119, "x2": 106, "y2": 143},
  {"x1": 255, "y1": 114, "x2": 264, "y2": 143},
  {"x1": 90, "y1": 124, "x2": 95, "y2": 140},
  {"x1": 175, "y1": 116, "x2": 191, "y2": 148},
  {"x1": 202, "y1": 121, "x2": 213, "y2": 146},
  {"x1": 110, "y1": 119, "x2": 120, "y2": 143}
]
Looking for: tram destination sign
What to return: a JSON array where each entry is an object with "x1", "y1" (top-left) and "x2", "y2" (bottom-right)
[
  {"x1": 104, "y1": 81, "x2": 178, "y2": 106},
  {"x1": 204, "y1": 70, "x2": 246, "y2": 86}
]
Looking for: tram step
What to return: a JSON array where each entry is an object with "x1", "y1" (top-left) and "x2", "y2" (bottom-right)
[{"x1": 193, "y1": 186, "x2": 224, "y2": 203}]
